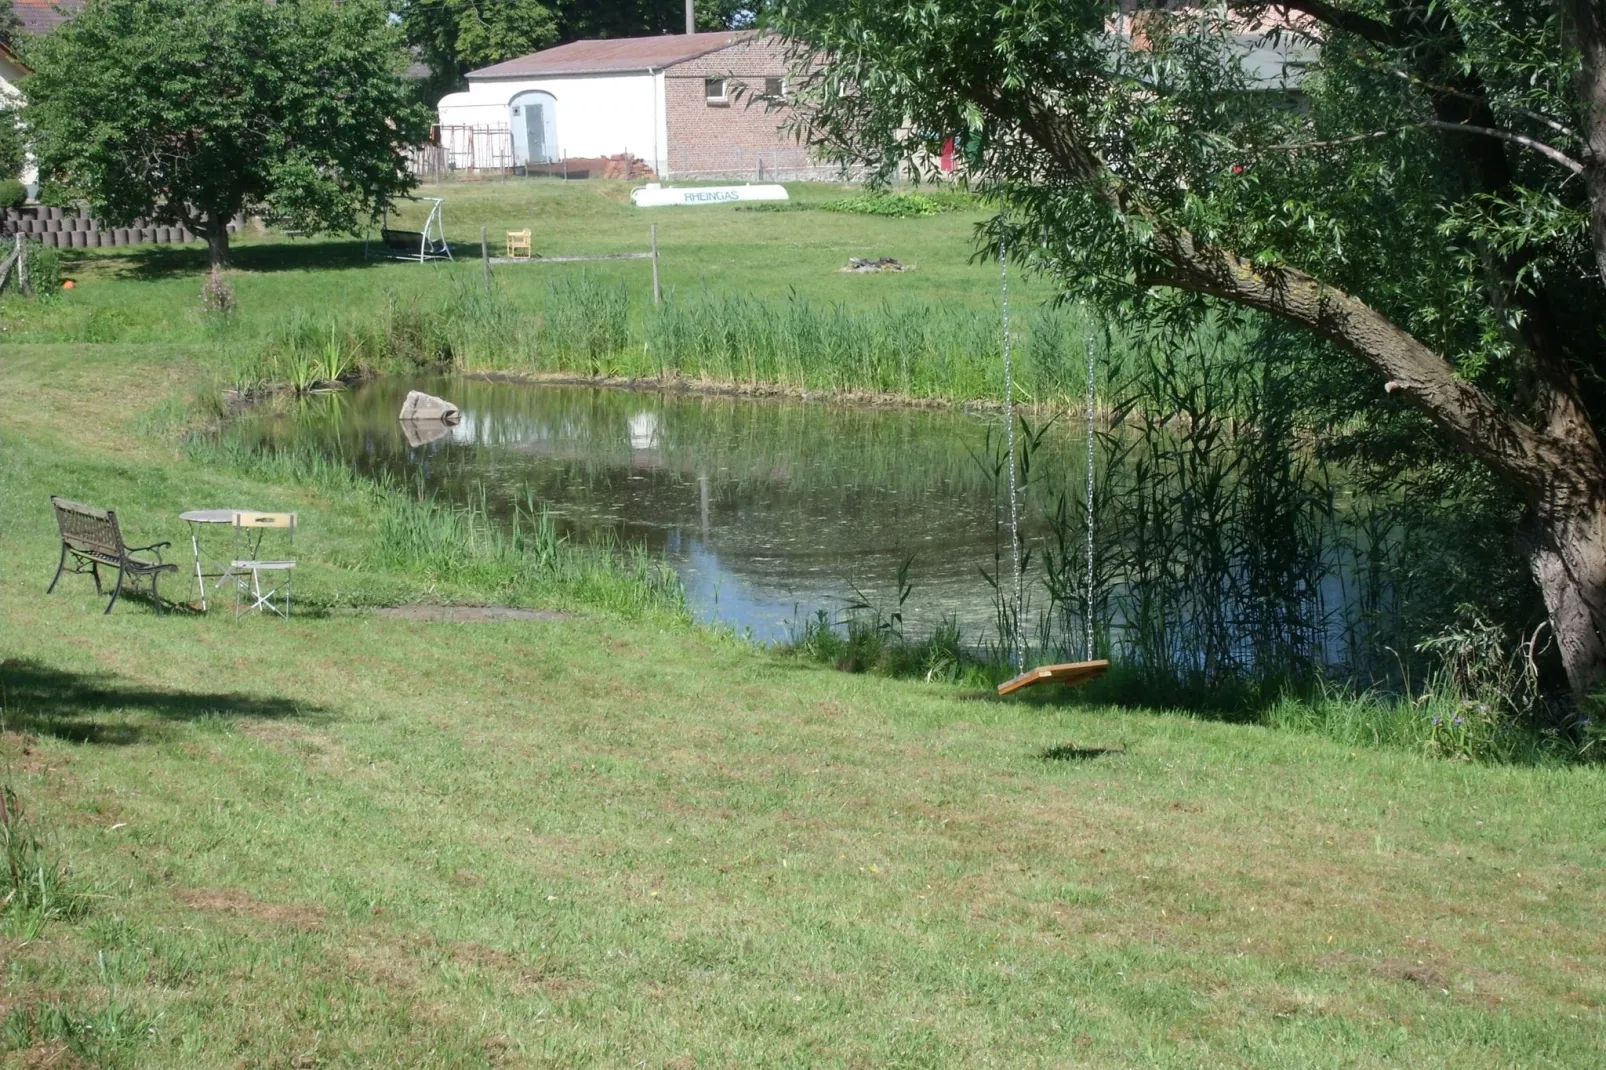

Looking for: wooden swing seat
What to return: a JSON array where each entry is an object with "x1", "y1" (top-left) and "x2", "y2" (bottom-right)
[{"x1": 997, "y1": 659, "x2": 1110, "y2": 696}]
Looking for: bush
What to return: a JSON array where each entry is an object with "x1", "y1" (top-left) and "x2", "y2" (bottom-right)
[
  {"x1": 25, "y1": 240, "x2": 63, "y2": 293},
  {"x1": 0, "y1": 179, "x2": 25, "y2": 209}
]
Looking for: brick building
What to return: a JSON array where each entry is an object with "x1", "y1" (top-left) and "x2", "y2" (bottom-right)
[{"x1": 436, "y1": 31, "x2": 823, "y2": 180}]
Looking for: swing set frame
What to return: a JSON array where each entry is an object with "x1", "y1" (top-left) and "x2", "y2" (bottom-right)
[{"x1": 365, "y1": 197, "x2": 453, "y2": 263}]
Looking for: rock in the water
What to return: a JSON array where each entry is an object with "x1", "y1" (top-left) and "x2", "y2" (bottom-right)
[{"x1": 399, "y1": 390, "x2": 460, "y2": 423}]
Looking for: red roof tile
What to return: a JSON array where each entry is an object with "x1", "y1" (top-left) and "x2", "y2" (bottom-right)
[
  {"x1": 468, "y1": 31, "x2": 757, "y2": 79},
  {"x1": 13, "y1": 0, "x2": 83, "y2": 37}
]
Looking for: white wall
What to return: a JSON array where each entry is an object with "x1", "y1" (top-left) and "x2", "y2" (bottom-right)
[
  {"x1": 0, "y1": 52, "x2": 37, "y2": 193},
  {"x1": 439, "y1": 71, "x2": 669, "y2": 176}
]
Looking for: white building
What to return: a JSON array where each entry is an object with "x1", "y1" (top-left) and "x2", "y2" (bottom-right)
[{"x1": 434, "y1": 30, "x2": 811, "y2": 179}]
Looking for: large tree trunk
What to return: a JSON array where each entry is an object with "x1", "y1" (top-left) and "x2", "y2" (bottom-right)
[
  {"x1": 205, "y1": 222, "x2": 230, "y2": 269},
  {"x1": 1530, "y1": 497, "x2": 1606, "y2": 696}
]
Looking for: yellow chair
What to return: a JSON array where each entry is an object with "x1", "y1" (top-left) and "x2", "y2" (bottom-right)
[
  {"x1": 231, "y1": 512, "x2": 296, "y2": 619},
  {"x1": 505, "y1": 229, "x2": 532, "y2": 259}
]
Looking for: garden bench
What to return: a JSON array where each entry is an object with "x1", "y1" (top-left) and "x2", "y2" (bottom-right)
[{"x1": 47, "y1": 497, "x2": 177, "y2": 614}]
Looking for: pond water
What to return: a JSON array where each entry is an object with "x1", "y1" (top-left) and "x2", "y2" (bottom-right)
[{"x1": 235, "y1": 377, "x2": 1088, "y2": 643}]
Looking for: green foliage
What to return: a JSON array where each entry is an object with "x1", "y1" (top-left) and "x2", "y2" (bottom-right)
[
  {"x1": 0, "y1": 788, "x2": 87, "y2": 927},
  {"x1": 23, "y1": 0, "x2": 430, "y2": 265},
  {"x1": 818, "y1": 191, "x2": 973, "y2": 217},
  {"x1": 0, "y1": 179, "x2": 24, "y2": 208},
  {"x1": 400, "y1": 0, "x2": 559, "y2": 100},
  {"x1": 24, "y1": 241, "x2": 62, "y2": 293}
]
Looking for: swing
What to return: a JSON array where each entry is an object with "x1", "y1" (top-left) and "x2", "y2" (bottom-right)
[
  {"x1": 994, "y1": 235, "x2": 1110, "y2": 697},
  {"x1": 366, "y1": 197, "x2": 453, "y2": 263}
]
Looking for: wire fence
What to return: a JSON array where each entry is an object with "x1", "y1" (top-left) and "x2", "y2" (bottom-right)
[{"x1": 407, "y1": 127, "x2": 877, "y2": 184}]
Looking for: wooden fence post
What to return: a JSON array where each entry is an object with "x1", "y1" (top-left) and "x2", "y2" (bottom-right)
[
  {"x1": 650, "y1": 225, "x2": 660, "y2": 306},
  {"x1": 481, "y1": 227, "x2": 491, "y2": 295}
]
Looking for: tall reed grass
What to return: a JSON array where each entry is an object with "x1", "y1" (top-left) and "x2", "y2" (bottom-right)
[{"x1": 212, "y1": 276, "x2": 1106, "y2": 404}]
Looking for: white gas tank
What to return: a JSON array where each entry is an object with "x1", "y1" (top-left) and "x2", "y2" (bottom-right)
[{"x1": 630, "y1": 183, "x2": 789, "y2": 207}]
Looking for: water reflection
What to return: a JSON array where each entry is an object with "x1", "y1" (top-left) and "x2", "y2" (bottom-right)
[{"x1": 237, "y1": 377, "x2": 1070, "y2": 642}]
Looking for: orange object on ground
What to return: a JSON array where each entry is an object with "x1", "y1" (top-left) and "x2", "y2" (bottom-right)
[
  {"x1": 996, "y1": 659, "x2": 1110, "y2": 696},
  {"x1": 62, "y1": 279, "x2": 75, "y2": 289}
]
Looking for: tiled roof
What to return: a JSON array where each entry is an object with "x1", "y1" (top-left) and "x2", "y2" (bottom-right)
[
  {"x1": 14, "y1": 0, "x2": 83, "y2": 37},
  {"x1": 468, "y1": 31, "x2": 757, "y2": 79}
]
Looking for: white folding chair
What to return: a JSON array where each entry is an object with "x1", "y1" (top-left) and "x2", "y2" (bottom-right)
[{"x1": 231, "y1": 512, "x2": 296, "y2": 619}]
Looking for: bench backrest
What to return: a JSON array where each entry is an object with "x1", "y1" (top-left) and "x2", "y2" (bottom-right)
[{"x1": 51, "y1": 496, "x2": 125, "y2": 558}]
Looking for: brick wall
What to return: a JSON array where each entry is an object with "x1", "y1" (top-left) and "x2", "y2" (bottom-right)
[{"x1": 664, "y1": 35, "x2": 822, "y2": 179}]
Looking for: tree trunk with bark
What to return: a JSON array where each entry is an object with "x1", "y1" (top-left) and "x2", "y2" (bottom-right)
[{"x1": 205, "y1": 218, "x2": 231, "y2": 269}]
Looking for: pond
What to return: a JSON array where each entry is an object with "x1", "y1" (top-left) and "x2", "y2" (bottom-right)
[{"x1": 234, "y1": 376, "x2": 1082, "y2": 644}]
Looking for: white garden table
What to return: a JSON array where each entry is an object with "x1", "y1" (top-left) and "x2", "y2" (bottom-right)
[{"x1": 180, "y1": 509, "x2": 255, "y2": 612}]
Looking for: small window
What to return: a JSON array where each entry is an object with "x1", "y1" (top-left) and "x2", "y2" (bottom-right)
[
  {"x1": 705, "y1": 77, "x2": 727, "y2": 103},
  {"x1": 764, "y1": 77, "x2": 785, "y2": 99}
]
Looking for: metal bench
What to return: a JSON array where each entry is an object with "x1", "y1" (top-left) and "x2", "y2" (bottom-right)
[{"x1": 47, "y1": 497, "x2": 178, "y2": 614}]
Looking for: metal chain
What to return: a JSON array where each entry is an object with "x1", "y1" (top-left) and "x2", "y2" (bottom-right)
[
  {"x1": 1084, "y1": 332, "x2": 1097, "y2": 662},
  {"x1": 1001, "y1": 237, "x2": 1024, "y2": 672}
]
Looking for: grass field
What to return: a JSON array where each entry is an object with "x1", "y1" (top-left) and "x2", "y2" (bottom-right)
[
  {"x1": 2, "y1": 323, "x2": 1605, "y2": 1062},
  {"x1": 1, "y1": 180, "x2": 1113, "y2": 406},
  {"x1": 1, "y1": 180, "x2": 1012, "y2": 346}
]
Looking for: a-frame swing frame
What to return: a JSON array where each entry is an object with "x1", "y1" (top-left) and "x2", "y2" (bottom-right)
[{"x1": 366, "y1": 197, "x2": 454, "y2": 263}]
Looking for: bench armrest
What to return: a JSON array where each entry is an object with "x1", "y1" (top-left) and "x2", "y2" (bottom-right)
[{"x1": 126, "y1": 541, "x2": 171, "y2": 561}]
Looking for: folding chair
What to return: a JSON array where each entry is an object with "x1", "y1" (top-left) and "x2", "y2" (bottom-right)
[
  {"x1": 231, "y1": 512, "x2": 296, "y2": 619},
  {"x1": 505, "y1": 229, "x2": 532, "y2": 259}
]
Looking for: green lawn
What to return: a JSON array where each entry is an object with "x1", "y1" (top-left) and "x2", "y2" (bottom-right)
[
  {"x1": 1, "y1": 335, "x2": 1604, "y2": 1062},
  {"x1": 1, "y1": 179, "x2": 1013, "y2": 350}
]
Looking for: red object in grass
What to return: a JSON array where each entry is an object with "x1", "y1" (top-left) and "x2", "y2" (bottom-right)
[
  {"x1": 941, "y1": 137, "x2": 955, "y2": 172},
  {"x1": 61, "y1": 279, "x2": 76, "y2": 290},
  {"x1": 1231, "y1": 164, "x2": 1246, "y2": 175}
]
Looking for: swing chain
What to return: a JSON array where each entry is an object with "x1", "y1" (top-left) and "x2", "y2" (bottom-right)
[
  {"x1": 1084, "y1": 332, "x2": 1097, "y2": 663},
  {"x1": 1000, "y1": 237, "x2": 1024, "y2": 672}
]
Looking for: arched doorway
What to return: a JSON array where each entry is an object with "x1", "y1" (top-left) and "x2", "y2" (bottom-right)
[{"x1": 509, "y1": 91, "x2": 558, "y2": 167}]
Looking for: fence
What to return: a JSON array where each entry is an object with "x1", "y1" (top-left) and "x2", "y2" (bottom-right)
[
  {"x1": 408, "y1": 125, "x2": 516, "y2": 182},
  {"x1": 407, "y1": 128, "x2": 878, "y2": 184}
]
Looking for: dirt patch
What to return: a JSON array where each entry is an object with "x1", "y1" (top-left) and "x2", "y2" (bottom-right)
[
  {"x1": 175, "y1": 887, "x2": 326, "y2": 930},
  {"x1": 1378, "y1": 958, "x2": 1449, "y2": 990},
  {"x1": 375, "y1": 606, "x2": 574, "y2": 623}
]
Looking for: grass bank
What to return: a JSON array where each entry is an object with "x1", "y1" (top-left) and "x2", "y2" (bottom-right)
[
  {"x1": 1, "y1": 344, "x2": 1604, "y2": 1065},
  {"x1": 2, "y1": 180, "x2": 1114, "y2": 406}
]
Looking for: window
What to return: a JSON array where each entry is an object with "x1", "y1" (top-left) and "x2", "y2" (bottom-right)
[
  {"x1": 705, "y1": 78, "x2": 727, "y2": 104},
  {"x1": 764, "y1": 77, "x2": 785, "y2": 99}
]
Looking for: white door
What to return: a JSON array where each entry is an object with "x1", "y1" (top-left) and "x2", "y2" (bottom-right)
[{"x1": 509, "y1": 91, "x2": 559, "y2": 166}]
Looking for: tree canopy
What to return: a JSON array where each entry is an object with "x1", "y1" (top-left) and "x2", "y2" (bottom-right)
[
  {"x1": 399, "y1": 0, "x2": 560, "y2": 103},
  {"x1": 24, "y1": 0, "x2": 429, "y2": 266},
  {"x1": 774, "y1": 0, "x2": 1606, "y2": 694}
]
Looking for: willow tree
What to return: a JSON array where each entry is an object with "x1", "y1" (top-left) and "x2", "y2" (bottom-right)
[
  {"x1": 24, "y1": 0, "x2": 429, "y2": 267},
  {"x1": 774, "y1": 0, "x2": 1606, "y2": 694}
]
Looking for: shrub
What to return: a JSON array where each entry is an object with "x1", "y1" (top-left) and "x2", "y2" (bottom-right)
[
  {"x1": 24, "y1": 240, "x2": 63, "y2": 293},
  {"x1": 0, "y1": 179, "x2": 25, "y2": 209}
]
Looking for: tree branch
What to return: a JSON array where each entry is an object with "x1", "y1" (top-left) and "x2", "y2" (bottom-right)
[
  {"x1": 1136, "y1": 229, "x2": 1591, "y2": 496},
  {"x1": 1263, "y1": 120, "x2": 1587, "y2": 175},
  {"x1": 1252, "y1": 2, "x2": 1401, "y2": 48}
]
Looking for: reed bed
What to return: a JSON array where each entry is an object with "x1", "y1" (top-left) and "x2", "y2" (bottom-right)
[{"x1": 203, "y1": 276, "x2": 1106, "y2": 405}]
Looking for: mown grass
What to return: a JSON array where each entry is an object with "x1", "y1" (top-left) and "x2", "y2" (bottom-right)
[{"x1": 1, "y1": 337, "x2": 1604, "y2": 1065}]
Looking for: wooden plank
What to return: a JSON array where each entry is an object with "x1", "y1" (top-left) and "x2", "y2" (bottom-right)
[
  {"x1": 487, "y1": 252, "x2": 654, "y2": 264},
  {"x1": 996, "y1": 659, "x2": 1111, "y2": 697}
]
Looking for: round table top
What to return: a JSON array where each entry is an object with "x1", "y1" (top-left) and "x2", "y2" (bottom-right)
[{"x1": 180, "y1": 509, "x2": 249, "y2": 524}]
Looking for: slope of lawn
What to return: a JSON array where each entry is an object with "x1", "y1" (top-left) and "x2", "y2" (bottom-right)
[{"x1": 0, "y1": 344, "x2": 1603, "y2": 1066}]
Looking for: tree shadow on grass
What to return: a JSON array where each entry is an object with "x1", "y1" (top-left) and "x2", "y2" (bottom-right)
[
  {"x1": 1038, "y1": 744, "x2": 1125, "y2": 762},
  {"x1": 0, "y1": 658, "x2": 323, "y2": 745},
  {"x1": 75, "y1": 238, "x2": 405, "y2": 282}
]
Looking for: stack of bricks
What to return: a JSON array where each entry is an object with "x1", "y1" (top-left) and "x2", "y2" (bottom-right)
[
  {"x1": 0, "y1": 206, "x2": 246, "y2": 248},
  {"x1": 599, "y1": 154, "x2": 656, "y2": 180}
]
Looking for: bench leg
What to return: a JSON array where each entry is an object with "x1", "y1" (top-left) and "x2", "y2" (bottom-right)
[
  {"x1": 104, "y1": 567, "x2": 124, "y2": 615},
  {"x1": 151, "y1": 571, "x2": 164, "y2": 616},
  {"x1": 91, "y1": 561, "x2": 103, "y2": 595},
  {"x1": 46, "y1": 543, "x2": 68, "y2": 594}
]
